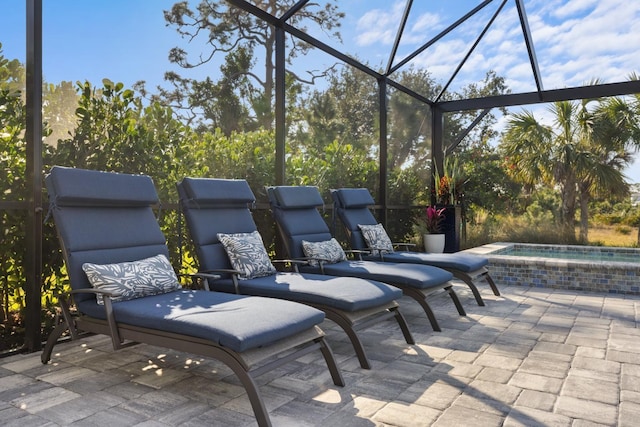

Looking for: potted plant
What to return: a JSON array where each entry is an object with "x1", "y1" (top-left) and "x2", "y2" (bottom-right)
[
  {"x1": 433, "y1": 157, "x2": 466, "y2": 206},
  {"x1": 432, "y1": 157, "x2": 466, "y2": 252},
  {"x1": 421, "y1": 205, "x2": 446, "y2": 253}
]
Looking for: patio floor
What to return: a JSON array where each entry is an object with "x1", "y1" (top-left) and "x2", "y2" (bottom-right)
[{"x1": 1, "y1": 283, "x2": 639, "y2": 426}]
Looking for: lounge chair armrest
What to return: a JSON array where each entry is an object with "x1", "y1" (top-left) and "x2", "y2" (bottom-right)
[
  {"x1": 193, "y1": 269, "x2": 242, "y2": 294},
  {"x1": 345, "y1": 249, "x2": 368, "y2": 260},
  {"x1": 202, "y1": 268, "x2": 241, "y2": 275},
  {"x1": 70, "y1": 288, "x2": 123, "y2": 349},
  {"x1": 71, "y1": 288, "x2": 117, "y2": 297},
  {"x1": 271, "y1": 259, "x2": 296, "y2": 265},
  {"x1": 272, "y1": 258, "x2": 307, "y2": 273},
  {"x1": 393, "y1": 242, "x2": 415, "y2": 251},
  {"x1": 181, "y1": 272, "x2": 224, "y2": 290}
]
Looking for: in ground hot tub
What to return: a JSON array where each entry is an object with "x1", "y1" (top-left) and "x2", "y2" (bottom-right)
[{"x1": 465, "y1": 242, "x2": 640, "y2": 294}]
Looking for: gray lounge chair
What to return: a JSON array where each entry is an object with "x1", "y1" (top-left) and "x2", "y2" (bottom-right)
[
  {"x1": 267, "y1": 185, "x2": 467, "y2": 332},
  {"x1": 177, "y1": 177, "x2": 415, "y2": 370},
  {"x1": 42, "y1": 166, "x2": 344, "y2": 427},
  {"x1": 331, "y1": 188, "x2": 500, "y2": 306}
]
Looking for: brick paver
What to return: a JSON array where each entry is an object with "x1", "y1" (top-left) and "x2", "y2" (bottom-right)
[{"x1": 0, "y1": 283, "x2": 638, "y2": 426}]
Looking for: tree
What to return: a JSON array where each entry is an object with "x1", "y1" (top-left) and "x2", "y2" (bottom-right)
[
  {"x1": 43, "y1": 81, "x2": 79, "y2": 146},
  {"x1": 459, "y1": 140, "x2": 521, "y2": 215},
  {"x1": 502, "y1": 105, "x2": 578, "y2": 238},
  {"x1": 294, "y1": 64, "x2": 378, "y2": 156},
  {"x1": 387, "y1": 68, "x2": 440, "y2": 172},
  {"x1": 502, "y1": 98, "x2": 637, "y2": 242},
  {"x1": 573, "y1": 96, "x2": 637, "y2": 241},
  {"x1": 0, "y1": 46, "x2": 27, "y2": 335},
  {"x1": 144, "y1": 0, "x2": 344, "y2": 132}
]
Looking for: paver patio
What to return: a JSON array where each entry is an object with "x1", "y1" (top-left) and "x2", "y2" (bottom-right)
[{"x1": 1, "y1": 283, "x2": 639, "y2": 426}]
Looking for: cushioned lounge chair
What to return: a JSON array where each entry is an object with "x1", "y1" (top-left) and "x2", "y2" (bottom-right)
[
  {"x1": 331, "y1": 188, "x2": 500, "y2": 306},
  {"x1": 267, "y1": 185, "x2": 468, "y2": 332},
  {"x1": 42, "y1": 166, "x2": 344, "y2": 427},
  {"x1": 177, "y1": 177, "x2": 415, "y2": 370}
]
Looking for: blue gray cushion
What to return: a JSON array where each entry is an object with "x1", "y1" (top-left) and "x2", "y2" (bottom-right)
[
  {"x1": 78, "y1": 290, "x2": 325, "y2": 353},
  {"x1": 270, "y1": 186, "x2": 324, "y2": 209},
  {"x1": 217, "y1": 231, "x2": 277, "y2": 279},
  {"x1": 371, "y1": 252, "x2": 488, "y2": 272},
  {"x1": 47, "y1": 166, "x2": 158, "y2": 207},
  {"x1": 302, "y1": 238, "x2": 347, "y2": 266},
  {"x1": 179, "y1": 177, "x2": 255, "y2": 207},
  {"x1": 82, "y1": 254, "x2": 181, "y2": 304},
  {"x1": 358, "y1": 223, "x2": 393, "y2": 255},
  {"x1": 301, "y1": 260, "x2": 454, "y2": 290},
  {"x1": 207, "y1": 273, "x2": 402, "y2": 312},
  {"x1": 333, "y1": 188, "x2": 375, "y2": 208}
]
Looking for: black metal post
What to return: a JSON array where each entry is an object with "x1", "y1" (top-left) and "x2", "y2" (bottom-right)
[
  {"x1": 378, "y1": 78, "x2": 388, "y2": 226},
  {"x1": 274, "y1": 26, "x2": 286, "y2": 186},
  {"x1": 25, "y1": 0, "x2": 43, "y2": 352}
]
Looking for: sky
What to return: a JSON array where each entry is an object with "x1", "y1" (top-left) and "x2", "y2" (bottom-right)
[{"x1": 1, "y1": 0, "x2": 639, "y2": 183}]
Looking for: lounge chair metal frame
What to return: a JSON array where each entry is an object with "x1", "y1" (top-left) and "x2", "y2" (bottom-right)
[
  {"x1": 42, "y1": 166, "x2": 344, "y2": 427},
  {"x1": 177, "y1": 177, "x2": 415, "y2": 369}
]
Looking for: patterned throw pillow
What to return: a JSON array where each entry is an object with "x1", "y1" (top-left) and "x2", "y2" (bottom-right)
[
  {"x1": 302, "y1": 238, "x2": 347, "y2": 267},
  {"x1": 358, "y1": 223, "x2": 394, "y2": 255},
  {"x1": 217, "y1": 231, "x2": 277, "y2": 280},
  {"x1": 82, "y1": 254, "x2": 181, "y2": 305}
]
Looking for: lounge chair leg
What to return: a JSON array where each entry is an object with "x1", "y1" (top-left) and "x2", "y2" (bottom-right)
[
  {"x1": 484, "y1": 272, "x2": 501, "y2": 296},
  {"x1": 41, "y1": 321, "x2": 69, "y2": 364},
  {"x1": 325, "y1": 312, "x2": 371, "y2": 369},
  {"x1": 42, "y1": 297, "x2": 79, "y2": 364},
  {"x1": 446, "y1": 285, "x2": 466, "y2": 316},
  {"x1": 221, "y1": 358, "x2": 273, "y2": 427},
  {"x1": 317, "y1": 337, "x2": 346, "y2": 386},
  {"x1": 403, "y1": 288, "x2": 441, "y2": 332},
  {"x1": 453, "y1": 272, "x2": 485, "y2": 306},
  {"x1": 391, "y1": 306, "x2": 415, "y2": 345}
]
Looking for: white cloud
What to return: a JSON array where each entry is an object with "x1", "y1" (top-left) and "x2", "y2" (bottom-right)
[
  {"x1": 527, "y1": 0, "x2": 640, "y2": 88},
  {"x1": 552, "y1": 0, "x2": 602, "y2": 19},
  {"x1": 410, "y1": 12, "x2": 441, "y2": 34},
  {"x1": 351, "y1": 0, "x2": 640, "y2": 95},
  {"x1": 355, "y1": 1, "x2": 406, "y2": 46}
]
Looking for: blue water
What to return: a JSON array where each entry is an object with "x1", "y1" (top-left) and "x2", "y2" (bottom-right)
[{"x1": 497, "y1": 246, "x2": 640, "y2": 264}]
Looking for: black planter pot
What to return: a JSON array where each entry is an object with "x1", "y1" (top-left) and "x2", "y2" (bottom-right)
[{"x1": 437, "y1": 205, "x2": 461, "y2": 253}]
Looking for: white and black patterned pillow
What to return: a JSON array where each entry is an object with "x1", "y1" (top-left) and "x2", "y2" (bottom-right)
[
  {"x1": 302, "y1": 238, "x2": 347, "y2": 267},
  {"x1": 217, "y1": 231, "x2": 277, "y2": 280},
  {"x1": 82, "y1": 254, "x2": 181, "y2": 305},
  {"x1": 358, "y1": 223, "x2": 394, "y2": 255}
]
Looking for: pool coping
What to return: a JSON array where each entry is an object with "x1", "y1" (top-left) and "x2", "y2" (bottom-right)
[{"x1": 464, "y1": 242, "x2": 640, "y2": 268}]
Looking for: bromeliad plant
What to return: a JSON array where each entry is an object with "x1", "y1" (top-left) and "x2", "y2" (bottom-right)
[
  {"x1": 424, "y1": 205, "x2": 446, "y2": 234},
  {"x1": 433, "y1": 156, "x2": 467, "y2": 205}
]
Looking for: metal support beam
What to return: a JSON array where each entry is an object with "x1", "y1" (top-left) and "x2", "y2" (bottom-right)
[
  {"x1": 386, "y1": 0, "x2": 413, "y2": 75},
  {"x1": 25, "y1": 0, "x2": 43, "y2": 352},
  {"x1": 378, "y1": 78, "x2": 388, "y2": 226},
  {"x1": 388, "y1": 0, "x2": 495, "y2": 75},
  {"x1": 516, "y1": 0, "x2": 544, "y2": 94},
  {"x1": 435, "y1": 0, "x2": 508, "y2": 103},
  {"x1": 275, "y1": 26, "x2": 286, "y2": 185},
  {"x1": 281, "y1": 0, "x2": 309, "y2": 22},
  {"x1": 446, "y1": 109, "x2": 491, "y2": 156},
  {"x1": 438, "y1": 80, "x2": 640, "y2": 112}
]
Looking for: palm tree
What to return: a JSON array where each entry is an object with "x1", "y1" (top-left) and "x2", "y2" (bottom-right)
[
  {"x1": 576, "y1": 97, "x2": 637, "y2": 241},
  {"x1": 501, "y1": 98, "x2": 637, "y2": 243},
  {"x1": 502, "y1": 103, "x2": 580, "y2": 239}
]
